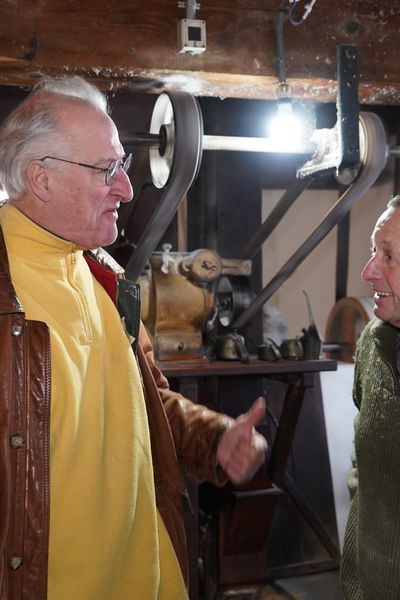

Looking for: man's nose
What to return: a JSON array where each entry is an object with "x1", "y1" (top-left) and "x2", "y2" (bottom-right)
[
  {"x1": 112, "y1": 169, "x2": 134, "y2": 203},
  {"x1": 362, "y1": 256, "x2": 380, "y2": 281}
]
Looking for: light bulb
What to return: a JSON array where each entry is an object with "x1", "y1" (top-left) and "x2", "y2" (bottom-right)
[{"x1": 268, "y1": 100, "x2": 304, "y2": 149}]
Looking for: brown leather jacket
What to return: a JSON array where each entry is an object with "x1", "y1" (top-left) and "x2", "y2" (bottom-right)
[{"x1": 0, "y1": 227, "x2": 232, "y2": 599}]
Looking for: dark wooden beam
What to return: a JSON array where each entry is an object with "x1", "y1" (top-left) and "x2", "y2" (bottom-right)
[{"x1": 0, "y1": 1, "x2": 399, "y2": 104}]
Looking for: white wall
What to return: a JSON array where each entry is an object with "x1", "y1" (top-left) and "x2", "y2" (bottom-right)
[
  {"x1": 261, "y1": 177, "x2": 393, "y2": 339},
  {"x1": 320, "y1": 363, "x2": 358, "y2": 550}
]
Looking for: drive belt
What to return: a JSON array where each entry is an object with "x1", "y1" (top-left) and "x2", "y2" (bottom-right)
[
  {"x1": 124, "y1": 92, "x2": 203, "y2": 281},
  {"x1": 232, "y1": 111, "x2": 389, "y2": 330}
]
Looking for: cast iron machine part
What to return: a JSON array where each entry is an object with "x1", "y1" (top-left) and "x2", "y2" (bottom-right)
[{"x1": 138, "y1": 247, "x2": 252, "y2": 361}]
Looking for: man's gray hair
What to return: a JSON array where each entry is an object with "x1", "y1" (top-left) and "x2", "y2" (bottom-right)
[
  {"x1": 0, "y1": 76, "x2": 108, "y2": 199},
  {"x1": 388, "y1": 195, "x2": 400, "y2": 210}
]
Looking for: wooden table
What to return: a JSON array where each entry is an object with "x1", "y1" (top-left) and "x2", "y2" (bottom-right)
[{"x1": 157, "y1": 357, "x2": 338, "y2": 599}]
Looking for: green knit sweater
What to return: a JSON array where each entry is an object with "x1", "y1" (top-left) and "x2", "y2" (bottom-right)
[{"x1": 340, "y1": 318, "x2": 400, "y2": 600}]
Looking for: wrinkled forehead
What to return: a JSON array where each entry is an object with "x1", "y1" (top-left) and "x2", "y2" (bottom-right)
[
  {"x1": 56, "y1": 99, "x2": 123, "y2": 155},
  {"x1": 373, "y1": 207, "x2": 400, "y2": 242}
]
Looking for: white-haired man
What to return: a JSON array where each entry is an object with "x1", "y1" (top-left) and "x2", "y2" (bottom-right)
[{"x1": 0, "y1": 77, "x2": 267, "y2": 599}]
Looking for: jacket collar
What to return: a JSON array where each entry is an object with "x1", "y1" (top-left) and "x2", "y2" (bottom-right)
[{"x1": 0, "y1": 225, "x2": 24, "y2": 315}]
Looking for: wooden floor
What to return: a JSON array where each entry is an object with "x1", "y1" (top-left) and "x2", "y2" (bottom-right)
[
  {"x1": 213, "y1": 570, "x2": 344, "y2": 599},
  {"x1": 276, "y1": 571, "x2": 344, "y2": 599}
]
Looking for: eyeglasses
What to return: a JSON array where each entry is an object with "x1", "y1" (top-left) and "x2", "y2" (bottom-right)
[{"x1": 39, "y1": 154, "x2": 132, "y2": 186}]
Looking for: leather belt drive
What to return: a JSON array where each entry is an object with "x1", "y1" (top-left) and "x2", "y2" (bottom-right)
[
  {"x1": 124, "y1": 91, "x2": 317, "y2": 283},
  {"x1": 124, "y1": 96, "x2": 388, "y2": 320},
  {"x1": 125, "y1": 92, "x2": 203, "y2": 281},
  {"x1": 232, "y1": 111, "x2": 389, "y2": 329}
]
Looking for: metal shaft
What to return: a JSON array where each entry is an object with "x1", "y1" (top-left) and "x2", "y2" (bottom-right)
[
  {"x1": 123, "y1": 132, "x2": 316, "y2": 155},
  {"x1": 125, "y1": 131, "x2": 400, "y2": 158},
  {"x1": 202, "y1": 135, "x2": 316, "y2": 154}
]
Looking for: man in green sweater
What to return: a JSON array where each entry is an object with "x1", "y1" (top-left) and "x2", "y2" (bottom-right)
[{"x1": 341, "y1": 195, "x2": 400, "y2": 599}]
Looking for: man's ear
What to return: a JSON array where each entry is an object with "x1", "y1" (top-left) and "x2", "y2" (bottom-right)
[{"x1": 26, "y1": 160, "x2": 51, "y2": 201}]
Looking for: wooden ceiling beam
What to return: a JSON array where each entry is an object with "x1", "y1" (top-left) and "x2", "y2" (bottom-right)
[{"x1": 0, "y1": 0, "x2": 399, "y2": 104}]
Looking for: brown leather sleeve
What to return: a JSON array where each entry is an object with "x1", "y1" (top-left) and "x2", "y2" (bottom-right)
[{"x1": 138, "y1": 323, "x2": 233, "y2": 484}]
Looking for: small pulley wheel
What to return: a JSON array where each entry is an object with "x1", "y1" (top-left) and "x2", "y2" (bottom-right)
[{"x1": 216, "y1": 276, "x2": 253, "y2": 328}]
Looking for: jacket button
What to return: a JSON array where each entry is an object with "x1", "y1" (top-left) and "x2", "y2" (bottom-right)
[
  {"x1": 9, "y1": 556, "x2": 23, "y2": 570},
  {"x1": 10, "y1": 435, "x2": 24, "y2": 449},
  {"x1": 11, "y1": 324, "x2": 23, "y2": 336}
]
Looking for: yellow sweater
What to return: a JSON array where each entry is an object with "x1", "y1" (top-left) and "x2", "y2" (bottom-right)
[{"x1": 0, "y1": 203, "x2": 187, "y2": 599}]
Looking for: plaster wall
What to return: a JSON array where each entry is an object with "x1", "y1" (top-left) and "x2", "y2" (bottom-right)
[{"x1": 261, "y1": 179, "x2": 394, "y2": 340}]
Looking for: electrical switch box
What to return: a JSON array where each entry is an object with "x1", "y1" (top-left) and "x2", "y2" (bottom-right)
[{"x1": 177, "y1": 19, "x2": 206, "y2": 54}]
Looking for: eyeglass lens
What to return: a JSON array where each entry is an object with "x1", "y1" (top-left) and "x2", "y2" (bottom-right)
[{"x1": 106, "y1": 154, "x2": 132, "y2": 185}]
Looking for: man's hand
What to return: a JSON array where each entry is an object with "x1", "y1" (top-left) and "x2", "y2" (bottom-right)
[{"x1": 216, "y1": 396, "x2": 268, "y2": 485}]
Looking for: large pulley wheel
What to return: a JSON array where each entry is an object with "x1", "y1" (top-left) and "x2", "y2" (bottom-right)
[
  {"x1": 125, "y1": 92, "x2": 204, "y2": 280},
  {"x1": 232, "y1": 111, "x2": 389, "y2": 330},
  {"x1": 149, "y1": 92, "x2": 203, "y2": 189}
]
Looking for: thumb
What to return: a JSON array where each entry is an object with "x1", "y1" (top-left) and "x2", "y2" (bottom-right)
[{"x1": 240, "y1": 396, "x2": 266, "y2": 437}]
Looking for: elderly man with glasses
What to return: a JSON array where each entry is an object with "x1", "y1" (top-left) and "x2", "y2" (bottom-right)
[{"x1": 0, "y1": 76, "x2": 267, "y2": 600}]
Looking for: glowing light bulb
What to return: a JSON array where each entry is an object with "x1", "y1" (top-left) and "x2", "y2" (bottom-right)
[{"x1": 268, "y1": 100, "x2": 304, "y2": 150}]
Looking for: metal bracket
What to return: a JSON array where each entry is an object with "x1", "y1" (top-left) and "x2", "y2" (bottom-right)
[
  {"x1": 297, "y1": 44, "x2": 360, "y2": 179},
  {"x1": 337, "y1": 44, "x2": 360, "y2": 172}
]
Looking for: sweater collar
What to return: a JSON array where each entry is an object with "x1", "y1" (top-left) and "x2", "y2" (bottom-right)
[
  {"x1": 0, "y1": 203, "x2": 82, "y2": 265},
  {"x1": 368, "y1": 317, "x2": 398, "y2": 367}
]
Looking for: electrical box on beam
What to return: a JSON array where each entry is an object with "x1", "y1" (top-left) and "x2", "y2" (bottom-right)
[{"x1": 178, "y1": 19, "x2": 206, "y2": 54}]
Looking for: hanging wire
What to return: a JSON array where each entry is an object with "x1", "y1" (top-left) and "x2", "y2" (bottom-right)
[
  {"x1": 275, "y1": 2, "x2": 289, "y2": 85},
  {"x1": 274, "y1": 0, "x2": 318, "y2": 88},
  {"x1": 288, "y1": 0, "x2": 318, "y2": 26}
]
